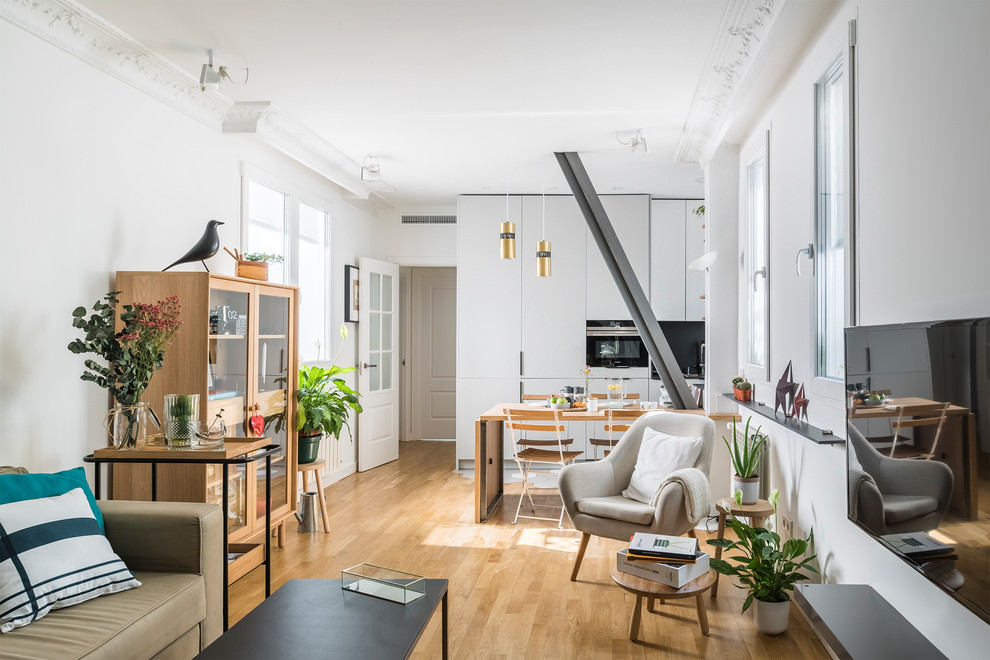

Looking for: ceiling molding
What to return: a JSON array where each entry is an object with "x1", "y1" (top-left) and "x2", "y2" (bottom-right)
[
  {"x1": 1, "y1": 0, "x2": 383, "y2": 204},
  {"x1": 223, "y1": 102, "x2": 377, "y2": 201},
  {"x1": 676, "y1": 0, "x2": 788, "y2": 166},
  {"x1": 1, "y1": 0, "x2": 229, "y2": 129}
]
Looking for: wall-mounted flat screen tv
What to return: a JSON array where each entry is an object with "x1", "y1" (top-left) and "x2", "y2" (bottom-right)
[{"x1": 845, "y1": 318, "x2": 989, "y2": 623}]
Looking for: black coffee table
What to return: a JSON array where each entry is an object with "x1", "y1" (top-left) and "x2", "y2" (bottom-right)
[{"x1": 196, "y1": 578, "x2": 448, "y2": 659}]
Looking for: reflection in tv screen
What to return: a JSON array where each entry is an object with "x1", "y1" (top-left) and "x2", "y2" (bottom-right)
[{"x1": 845, "y1": 318, "x2": 989, "y2": 623}]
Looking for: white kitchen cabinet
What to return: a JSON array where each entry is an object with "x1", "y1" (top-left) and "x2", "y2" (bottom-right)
[
  {"x1": 520, "y1": 196, "x2": 587, "y2": 378},
  {"x1": 457, "y1": 195, "x2": 522, "y2": 379},
  {"x1": 650, "y1": 200, "x2": 687, "y2": 320},
  {"x1": 586, "y1": 195, "x2": 651, "y2": 320},
  {"x1": 456, "y1": 377, "x2": 520, "y2": 467},
  {"x1": 685, "y1": 202, "x2": 707, "y2": 321}
]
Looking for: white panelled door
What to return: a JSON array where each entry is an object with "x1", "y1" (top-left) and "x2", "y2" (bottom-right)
[{"x1": 357, "y1": 258, "x2": 400, "y2": 472}]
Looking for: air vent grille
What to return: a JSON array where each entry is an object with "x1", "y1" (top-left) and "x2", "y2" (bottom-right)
[{"x1": 401, "y1": 214, "x2": 456, "y2": 225}]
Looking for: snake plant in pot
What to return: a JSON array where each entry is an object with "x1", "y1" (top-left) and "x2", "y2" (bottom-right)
[
  {"x1": 707, "y1": 489, "x2": 818, "y2": 635},
  {"x1": 295, "y1": 324, "x2": 362, "y2": 464},
  {"x1": 725, "y1": 416, "x2": 767, "y2": 504}
]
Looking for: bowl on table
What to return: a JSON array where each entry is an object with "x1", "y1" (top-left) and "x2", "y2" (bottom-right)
[{"x1": 548, "y1": 401, "x2": 572, "y2": 410}]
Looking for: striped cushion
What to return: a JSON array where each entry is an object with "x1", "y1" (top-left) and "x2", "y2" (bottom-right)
[{"x1": 0, "y1": 488, "x2": 140, "y2": 633}]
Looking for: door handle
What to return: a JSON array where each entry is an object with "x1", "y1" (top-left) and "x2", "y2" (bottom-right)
[
  {"x1": 753, "y1": 266, "x2": 767, "y2": 292},
  {"x1": 362, "y1": 362, "x2": 378, "y2": 369},
  {"x1": 796, "y1": 244, "x2": 815, "y2": 277}
]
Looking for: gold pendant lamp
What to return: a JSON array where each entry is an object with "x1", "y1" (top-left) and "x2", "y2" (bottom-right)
[
  {"x1": 499, "y1": 160, "x2": 516, "y2": 259},
  {"x1": 536, "y1": 240, "x2": 551, "y2": 276},
  {"x1": 500, "y1": 221, "x2": 516, "y2": 259},
  {"x1": 536, "y1": 156, "x2": 551, "y2": 276}
]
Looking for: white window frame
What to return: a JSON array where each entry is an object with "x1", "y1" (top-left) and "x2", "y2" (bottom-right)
[
  {"x1": 240, "y1": 163, "x2": 332, "y2": 363},
  {"x1": 744, "y1": 129, "x2": 771, "y2": 383},
  {"x1": 811, "y1": 47, "x2": 855, "y2": 401}
]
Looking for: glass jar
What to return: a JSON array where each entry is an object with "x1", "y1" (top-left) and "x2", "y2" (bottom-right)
[{"x1": 606, "y1": 378, "x2": 625, "y2": 406}]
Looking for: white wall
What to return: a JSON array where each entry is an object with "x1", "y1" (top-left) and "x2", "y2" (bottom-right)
[
  {"x1": 721, "y1": 0, "x2": 990, "y2": 654},
  {"x1": 379, "y1": 206, "x2": 458, "y2": 266},
  {"x1": 0, "y1": 18, "x2": 391, "y2": 481},
  {"x1": 704, "y1": 146, "x2": 740, "y2": 504}
]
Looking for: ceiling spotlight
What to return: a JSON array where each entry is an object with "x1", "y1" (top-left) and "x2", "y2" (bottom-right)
[
  {"x1": 616, "y1": 129, "x2": 648, "y2": 156},
  {"x1": 199, "y1": 49, "x2": 249, "y2": 91},
  {"x1": 361, "y1": 155, "x2": 382, "y2": 183}
]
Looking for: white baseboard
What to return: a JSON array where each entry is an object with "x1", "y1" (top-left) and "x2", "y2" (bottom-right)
[{"x1": 324, "y1": 461, "x2": 356, "y2": 486}]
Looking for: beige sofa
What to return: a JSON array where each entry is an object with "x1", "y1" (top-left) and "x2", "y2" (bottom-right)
[{"x1": 2, "y1": 499, "x2": 222, "y2": 660}]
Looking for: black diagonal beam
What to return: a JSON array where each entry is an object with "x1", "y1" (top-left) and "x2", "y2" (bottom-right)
[{"x1": 555, "y1": 151, "x2": 697, "y2": 410}]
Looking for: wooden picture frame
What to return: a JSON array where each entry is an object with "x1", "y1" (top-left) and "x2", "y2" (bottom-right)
[{"x1": 344, "y1": 265, "x2": 359, "y2": 323}]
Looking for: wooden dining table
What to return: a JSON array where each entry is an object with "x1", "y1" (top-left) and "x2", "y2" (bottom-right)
[
  {"x1": 473, "y1": 402, "x2": 739, "y2": 523},
  {"x1": 848, "y1": 397, "x2": 977, "y2": 519}
]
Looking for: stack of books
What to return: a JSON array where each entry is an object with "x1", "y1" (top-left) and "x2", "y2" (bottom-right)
[{"x1": 617, "y1": 533, "x2": 710, "y2": 588}]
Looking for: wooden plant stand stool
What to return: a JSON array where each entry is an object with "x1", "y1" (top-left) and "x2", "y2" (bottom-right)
[
  {"x1": 297, "y1": 459, "x2": 330, "y2": 534},
  {"x1": 712, "y1": 498, "x2": 775, "y2": 597},
  {"x1": 609, "y1": 566, "x2": 716, "y2": 642}
]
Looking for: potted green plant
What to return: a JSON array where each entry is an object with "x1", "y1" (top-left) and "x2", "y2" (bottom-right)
[
  {"x1": 732, "y1": 376, "x2": 753, "y2": 402},
  {"x1": 294, "y1": 324, "x2": 362, "y2": 464},
  {"x1": 724, "y1": 416, "x2": 767, "y2": 504},
  {"x1": 228, "y1": 250, "x2": 285, "y2": 281},
  {"x1": 707, "y1": 489, "x2": 818, "y2": 635}
]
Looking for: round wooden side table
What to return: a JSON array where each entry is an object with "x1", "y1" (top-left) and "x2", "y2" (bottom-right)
[
  {"x1": 609, "y1": 565, "x2": 716, "y2": 642},
  {"x1": 711, "y1": 498, "x2": 775, "y2": 597},
  {"x1": 298, "y1": 459, "x2": 330, "y2": 534}
]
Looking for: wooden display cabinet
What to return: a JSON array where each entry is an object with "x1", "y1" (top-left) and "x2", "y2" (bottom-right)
[{"x1": 110, "y1": 272, "x2": 299, "y2": 582}]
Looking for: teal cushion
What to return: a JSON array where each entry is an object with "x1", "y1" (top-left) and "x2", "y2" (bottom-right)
[{"x1": 0, "y1": 467, "x2": 104, "y2": 530}]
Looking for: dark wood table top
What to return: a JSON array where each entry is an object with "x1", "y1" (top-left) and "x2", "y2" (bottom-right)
[{"x1": 196, "y1": 578, "x2": 448, "y2": 659}]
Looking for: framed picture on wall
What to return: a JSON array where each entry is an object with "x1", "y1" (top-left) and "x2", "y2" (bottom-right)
[{"x1": 344, "y1": 265, "x2": 359, "y2": 323}]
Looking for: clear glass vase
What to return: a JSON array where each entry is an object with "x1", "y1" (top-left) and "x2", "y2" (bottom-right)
[
  {"x1": 164, "y1": 394, "x2": 199, "y2": 450},
  {"x1": 107, "y1": 402, "x2": 153, "y2": 450}
]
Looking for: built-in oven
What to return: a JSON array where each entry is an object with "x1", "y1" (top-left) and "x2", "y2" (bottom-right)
[{"x1": 586, "y1": 320, "x2": 649, "y2": 369}]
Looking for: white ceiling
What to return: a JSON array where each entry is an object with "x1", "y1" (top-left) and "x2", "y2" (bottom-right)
[{"x1": 75, "y1": 0, "x2": 826, "y2": 208}]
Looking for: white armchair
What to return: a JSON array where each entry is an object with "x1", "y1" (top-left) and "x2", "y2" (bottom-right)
[{"x1": 559, "y1": 412, "x2": 716, "y2": 581}]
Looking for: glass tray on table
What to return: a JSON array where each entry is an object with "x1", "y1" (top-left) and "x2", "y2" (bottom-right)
[{"x1": 341, "y1": 563, "x2": 426, "y2": 604}]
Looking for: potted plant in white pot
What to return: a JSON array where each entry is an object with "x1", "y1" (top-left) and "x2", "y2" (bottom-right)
[
  {"x1": 707, "y1": 490, "x2": 818, "y2": 635},
  {"x1": 724, "y1": 416, "x2": 767, "y2": 504}
]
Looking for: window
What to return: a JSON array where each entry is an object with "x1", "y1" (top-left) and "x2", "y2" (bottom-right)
[
  {"x1": 297, "y1": 202, "x2": 329, "y2": 362},
  {"x1": 243, "y1": 167, "x2": 330, "y2": 362},
  {"x1": 815, "y1": 57, "x2": 846, "y2": 381},
  {"x1": 746, "y1": 133, "x2": 770, "y2": 380},
  {"x1": 246, "y1": 180, "x2": 288, "y2": 284}
]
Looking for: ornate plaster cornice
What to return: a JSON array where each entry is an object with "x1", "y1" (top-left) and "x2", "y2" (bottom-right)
[
  {"x1": 1, "y1": 0, "x2": 382, "y2": 203},
  {"x1": 1, "y1": 0, "x2": 229, "y2": 129},
  {"x1": 676, "y1": 0, "x2": 788, "y2": 166},
  {"x1": 224, "y1": 102, "x2": 376, "y2": 201}
]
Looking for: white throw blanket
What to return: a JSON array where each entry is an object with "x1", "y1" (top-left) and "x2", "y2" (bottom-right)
[{"x1": 651, "y1": 467, "x2": 712, "y2": 524}]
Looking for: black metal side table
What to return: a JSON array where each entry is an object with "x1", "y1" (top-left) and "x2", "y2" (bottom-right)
[{"x1": 84, "y1": 439, "x2": 280, "y2": 630}]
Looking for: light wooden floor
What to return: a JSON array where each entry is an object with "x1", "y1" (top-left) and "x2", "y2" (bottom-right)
[{"x1": 228, "y1": 441, "x2": 829, "y2": 659}]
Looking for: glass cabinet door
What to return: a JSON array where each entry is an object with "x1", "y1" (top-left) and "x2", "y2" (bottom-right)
[
  {"x1": 208, "y1": 287, "x2": 250, "y2": 434},
  {"x1": 255, "y1": 291, "x2": 291, "y2": 520},
  {"x1": 206, "y1": 464, "x2": 247, "y2": 536},
  {"x1": 208, "y1": 286, "x2": 251, "y2": 536}
]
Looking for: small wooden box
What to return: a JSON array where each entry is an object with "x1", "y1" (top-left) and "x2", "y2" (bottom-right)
[{"x1": 236, "y1": 260, "x2": 269, "y2": 281}]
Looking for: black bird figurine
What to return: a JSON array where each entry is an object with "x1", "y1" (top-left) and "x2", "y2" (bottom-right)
[{"x1": 163, "y1": 220, "x2": 224, "y2": 272}]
